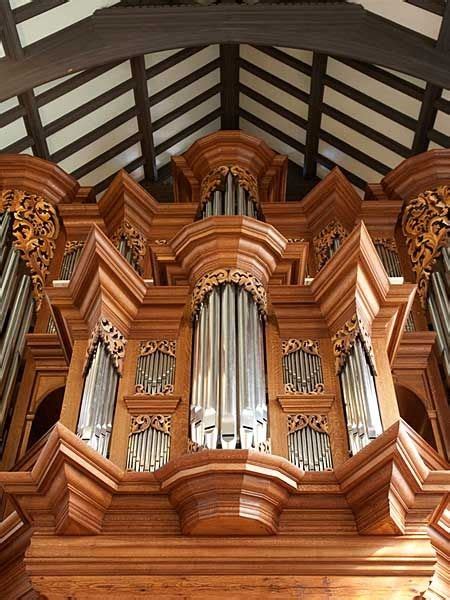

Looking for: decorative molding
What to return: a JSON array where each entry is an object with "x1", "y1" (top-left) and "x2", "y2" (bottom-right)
[
  {"x1": 402, "y1": 185, "x2": 449, "y2": 305},
  {"x1": 284, "y1": 382, "x2": 324, "y2": 394},
  {"x1": 187, "y1": 439, "x2": 206, "y2": 453},
  {"x1": 257, "y1": 439, "x2": 272, "y2": 454},
  {"x1": 1, "y1": 188, "x2": 59, "y2": 310},
  {"x1": 64, "y1": 240, "x2": 84, "y2": 256},
  {"x1": 282, "y1": 338, "x2": 320, "y2": 357},
  {"x1": 84, "y1": 318, "x2": 127, "y2": 375},
  {"x1": 200, "y1": 165, "x2": 259, "y2": 206},
  {"x1": 191, "y1": 268, "x2": 267, "y2": 318},
  {"x1": 287, "y1": 237, "x2": 305, "y2": 243},
  {"x1": 332, "y1": 314, "x2": 376, "y2": 375},
  {"x1": 277, "y1": 394, "x2": 335, "y2": 413},
  {"x1": 130, "y1": 414, "x2": 171, "y2": 436},
  {"x1": 373, "y1": 237, "x2": 397, "y2": 252},
  {"x1": 313, "y1": 219, "x2": 348, "y2": 270},
  {"x1": 111, "y1": 220, "x2": 147, "y2": 275},
  {"x1": 139, "y1": 339, "x2": 176, "y2": 358},
  {"x1": 135, "y1": 383, "x2": 174, "y2": 395},
  {"x1": 288, "y1": 414, "x2": 329, "y2": 434},
  {"x1": 123, "y1": 394, "x2": 181, "y2": 415}
]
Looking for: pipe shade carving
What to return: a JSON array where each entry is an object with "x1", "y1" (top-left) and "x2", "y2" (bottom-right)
[
  {"x1": 402, "y1": 185, "x2": 449, "y2": 306},
  {"x1": 111, "y1": 220, "x2": 147, "y2": 275},
  {"x1": 84, "y1": 318, "x2": 127, "y2": 376},
  {"x1": 313, "y1": 219, "x2": 348, "y2": 271},
  {"x1": 282, "y1": 339, "x2": 324, "y2": 394},
  {"x1": 127, "y1": 414, "x2": 171, "y2": 472},
  {"x1": 60, "y1": 240, "x2": 84, "y2": 279},
  {"x1": 1, "y1": 189, "x2": 60, "y2": 310},
  {"x1": 200, "y1": 166, "x2": 260, "y2": 219},
  {"x1": 135, "y1": 340, "x2": 176, "y2": 395},
  {"x1": 332, "y1": 314, "x2": 376, "y2": 376},
  {"x1": 287, "y1": 414, "x2": 332, "y2": 471},
  {"x1": 373, "y1": 238, "x2": 402, "y2": 278}
]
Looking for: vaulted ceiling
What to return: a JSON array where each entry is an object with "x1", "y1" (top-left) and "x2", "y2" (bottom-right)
[{"x1": 1, "y1": 0, "x2": 449, "y2": 201}]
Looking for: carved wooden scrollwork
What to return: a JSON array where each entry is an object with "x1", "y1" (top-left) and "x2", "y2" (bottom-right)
[
  {"x1": 111, "y1": 220, "x2": 147, "y2": 275},
  {"x1": 332, "y1": 314, "x2": 376, "y2": 375},
  {"x1": 64, "y1": 240, "x2": 84, "y2": 255},
  {"x1": 84, "y1": 318, "x2": 127, "y2": 375},
  {"x1": 200, "y1": 165, "x2": 259, "y2": 205},
  {"x1": 373, "y1": 237, "x2": 397, "y2": 252},
  {"x1": 187, "y1": 439, "x2": 206, "y2": 453},
  {"x1": 257, "y1": 439, "x2": 272, "y2": 454},
  {"x1": 282, "y1": 339, "x2": 320, "y2": 357},
  {"x1": 288, "y1": 414, "x2": 329, "y2": 434},
  {"x1": 313, "y1": 219, "x2": 348, "y2": 270},
  {"x1": 140, "y1": 340, "x2": 176, "y2": 358},
  {"x1": 191, "y1": 268, "x2": 267, "y2": 318},
  {"x1": 135, "y1": 383, "x2": 174, "y2": 395},
  {"x1": 284, "y1": 383, "x2": 324, "y2": 394},
  {"x1": 1, "y1": 189, "x2": 60, "y2": 310},
  {"x1": 402, "y1": 186, "x2": 449, "y2": 305},
  {"x1": 130, "y1": 414, "x2": 171, "y2": 436},
  {"x1": 287, "y1": 237, "x2": 305, "y2": 243}
]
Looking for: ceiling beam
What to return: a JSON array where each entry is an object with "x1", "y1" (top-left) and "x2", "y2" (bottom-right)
[
  {"x1": 0, "y1": 2, "x2": 49, "y2": 159},
  {"x1": 130, "y1": 55, "x2": 157, "y2": 181},
  {"x1": 412, "y1": 2, "x2": 449, "y2": 153},
  {"x1": 2, "y1": 4, "x2": 450, "y2": 100},
  {"x1": 303, "y1": 52, "x2": 327, "y2": 179},
  {"x1": 220, "y1": 44, "x2": 240, "y2": 130}
]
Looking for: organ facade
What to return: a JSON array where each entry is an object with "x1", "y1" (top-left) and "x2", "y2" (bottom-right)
[{"x1": 0, "y1": 131, "x2": 449, "y2": 599}]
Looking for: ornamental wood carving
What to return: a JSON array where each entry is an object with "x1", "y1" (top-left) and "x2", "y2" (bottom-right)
[
  {"x1": 200, "y1": 165, "x2": 259, "y2": 205},
  {"x1": 139, "y1": 339, "x2": 176, "y2": 357},
  {"x1": 332, "y1": 314, "x2": 376, "y2": 375},
  {"x1": 84, "y1": 318, "x2": 127, "y2": 375},
  {"x1": 111, "y1": 220, "x2": 147, "y2": 275},
  {"x1": 135, "y1": 383, "x2": 174, "y2": 395},
  {"x1": 191, "y1": 268, "x2": 267, "y2": 318},
  {"x1": 284, "y1": 383, "x2": 324, "y2": 394},
  {"x1": 288, "y1": 414, "x2": 329, "y2": 434},
  {"x1": 130, "y1": 414, "x2": 171, "y2": 436},
  {"x1": 373, "y1": 237, "x2": 397, "y2": 252},
  {"x1": 1, "y1": 189, "x2": 60, "y2": 310},
  {"x1": 313, "y1": 219, "x2": 348, "y2": 270},
  {"x1": 402, "y1": 186, "x2": 449, "y2": 305},
  {"x1": 282, "y1": 339, "x2": 320, "y2": 356},
  {"x1": 64, "y1": 240, "x2": 84, "y2": 255}
]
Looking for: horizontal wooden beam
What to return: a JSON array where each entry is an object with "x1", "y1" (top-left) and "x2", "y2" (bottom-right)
[
  {"x1": 254, "y1": 45, "x2": 312, "y2": 78},
  {"x1": 3, "y1": 135, "x2": 34, "y2": 154},
  {"x1": 0, "y1": 103, "x2": 26, "y2": 128},
  {"x1": 2, "y1": 3, "x2": 450, "y2": 100},
  {"x1": 239, "y1": 84, "x2": 307, "y2": 129}
]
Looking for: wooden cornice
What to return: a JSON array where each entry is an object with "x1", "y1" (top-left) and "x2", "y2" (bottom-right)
[
  {"x1": 336, "y1": 419, "x2": 449, "y2": 535},
  {"x1": 268, "y1": 285, "x2": 327, "y2": 336},
  {"x1": 0, "y1": 153, "x2": 79, "y2": 205},
  {"x1": 172, "y1": 130, "x2": 288, "y2": 204},
  {"x1": 167, "y1": 216, "x2": 288, "y2": 286},
  {"x1": 25, "y1": 333, "x2": 68, "y2": 370},
  {"x1": 98, "y1": 170, "x2": 159, "y2": 238},
  {"x1": 46, "y1": 225, "x2": 147, "y2": 338},
  {"x1": 277, "y1": 394, "x2": 335, "y2": 413},
  {"x1": 392, "y1": 331, "x2": 437, "y2": 370},
  {"x1": 359, "y1": 199, "x2": 403, "y2": 234},
  {"x1": 426, "y1": 495, "x2": 450, "y2": 599},
  {"x1": 311, "y1": 221, "x2": 415, "y2": 345},
  {"x1": 123, "y1": 394, "x2": 182, "y2": 415},
  {"x1": 58, "y1": 203, "x2": 106, "y2": 239},
  {"x1": 380, "y1": 148, "x2": 450, "y2": 202},
  {"x1": 301, "y1": 167, "x2": 362, "y2": 234}
]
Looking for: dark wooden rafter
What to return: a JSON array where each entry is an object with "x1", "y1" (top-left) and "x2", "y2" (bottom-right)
[
  {"x1": 130, "y1": 55, "x2": 157, "y2": 181},
  {"x1": 12, "y1": 0, "x2": 69, "y2": 24},
  {"x1": 145, "y1": 46, "x2": 205, "y2": 80},
  {"x1": 0, "y1": 2, "x2": 49, "y2": 159},
  {"x1": 2, "y1": 4, "x2": 450, "y2": 101},
  {"x1": 153, "y1": 84, "x2": 221, "y2": 131},
  {"x1": 304, "y1": 53, "x2": 327, "y2": 178},
  {"x1": 155, "y1": 108, "x2": 221, "y2": 155},
  {"x1": 239, "y1": 108, "x2": 305, "y2": 155},
  {"x1": 220, "y1": 44, "x2": 240, "y2": 130},
  {"x1": 412, "y1": 2, "x2": 449, "y2": 154}
]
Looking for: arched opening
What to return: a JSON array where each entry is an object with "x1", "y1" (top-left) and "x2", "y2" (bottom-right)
[
  {"x1": 27, "y1": 387, "x2": 65, "y2": 450},
  {"x1": 395, "y1": 384, "x2": 437, "y2": 450}
]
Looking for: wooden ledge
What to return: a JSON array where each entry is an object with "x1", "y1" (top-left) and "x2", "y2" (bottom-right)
[
  {"x1": 277, "y1": 394, "x2": 335, "y2": 413},
  {"x1": 123, "y1": 394, "x2": 181, "y2": 414},
  {"x1": 335, "y1": 419, "x2": 449, "y2": 536},
  {"x1": 155, "y1": 449, "x2": 303, "y2": 535}
]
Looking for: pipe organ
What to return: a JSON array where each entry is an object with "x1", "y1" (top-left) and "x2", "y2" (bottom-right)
[
  {"x1": 1, "y1": 135, "x2": 450, "y2": 600},
  {"x1": 190, "y1": 274, "x2": 267, "y2": 450}
]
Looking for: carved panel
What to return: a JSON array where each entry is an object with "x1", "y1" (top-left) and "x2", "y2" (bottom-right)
[
  {"x1": 191, "y1": 268, "x2": 267, "y2": 318},
  {"x1": 84, "y1": 318, "x2": 127, "y2": 375},
  {"x1": 332, "y1": 314, "x2": 376, "y2": 375},
  {"x1": 313, "y1": 219, "x2": 348, "y2": 271},
  {"x1": 1, "y1": 189, "x2": 60, "y2": 310},
  {"x1": 130, "y1": 414, "x2": 171, "y2": 435},
  {"x1": 402, "y1": 185, "x2": 449, "y2": 305}
]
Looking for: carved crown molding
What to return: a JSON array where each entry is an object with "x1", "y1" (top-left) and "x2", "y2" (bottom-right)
[
  {"x1": 332, "y1": 314, "x2": 376, "y2": 375},
  {"x1": 402, "y1": 186, "x2": 449, "y2": 305},
  {"x1": 1, "y1": 189, "x2": 60, "y2": 310},
  {"x1": 282, "y1": 338, "x2": 320, "y2": 357},
  {"x1": 200, "y1": 165, "x2": 259, "y2": 205},
  {"x1": 111, "y1": 219, "x2": 147, "y2": 275},
  {"x1": 313, "y1": 219, "x2": 348, "y2": 271},
  {"x1": 191, "y1": 268, "x2": 267, "y2": 318},
  {"x1": 84, "y1": 318, "x2": 127, "y2": 375}
]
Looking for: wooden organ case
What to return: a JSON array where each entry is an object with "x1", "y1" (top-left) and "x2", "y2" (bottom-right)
[{"x1": 0, "y1": 132, "x2": 449, "y2": 599}]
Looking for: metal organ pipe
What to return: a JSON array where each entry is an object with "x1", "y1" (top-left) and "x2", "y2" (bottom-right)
[
  {"x1": 190, "y1": 283, "x2": 267, "y2": 450},
  {"x1": 201, "y1": 172, "x2": 260, "y2": 219}
]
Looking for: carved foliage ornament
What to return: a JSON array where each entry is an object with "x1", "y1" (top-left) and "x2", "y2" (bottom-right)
[
  {"x1": 64, "y1": 240, "x2": 84, "y2": 255},
  {"x1": 130, "y1": 414, "x2": 171, "y2": 436},
  {"x1": 200, "y1": 165, "x2": 259, "y2": 206},
  {"x1": 402, "y1": 186, "x2": 449, "y2": 305},
  {"x1": 332, "y1": 314, "x2": 376, "y2": 375},
  {"x1": 373, "y1": 237, "x2": 397, "y2": 253},
  {"x1": 84, "y1": 318, "x2": 127, "y2": 375},
  {"x1": 187, "y1": 439, "x2": 206, "y2": 453},
  {"x1": 1, "y1": 189, "x2": 60, "y2": 310},
  {"x1": 313, "y1": 219, "x2": 348, "y2": 271},
  {"x1": 135, "y1": 384, "x2": 174, "y2": 395},
  {"x1": 284, "y1": 382, "x2": 324, "y2": 394},
  {"x1": 140, "y1": 339, "x2": 176, "y2": 357},
  {"x1": 282, "y1": 339, "x2": 320, "y2": 357},
  {"x1": 111, "y1": 220, "x2": 147, "y2": 275},
  {"x1": 288, "y1": 414, "x2": 329, "y2": 434},
  {"x1": 191, "y1": 268, "x2": 267, "y2": 318}
]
